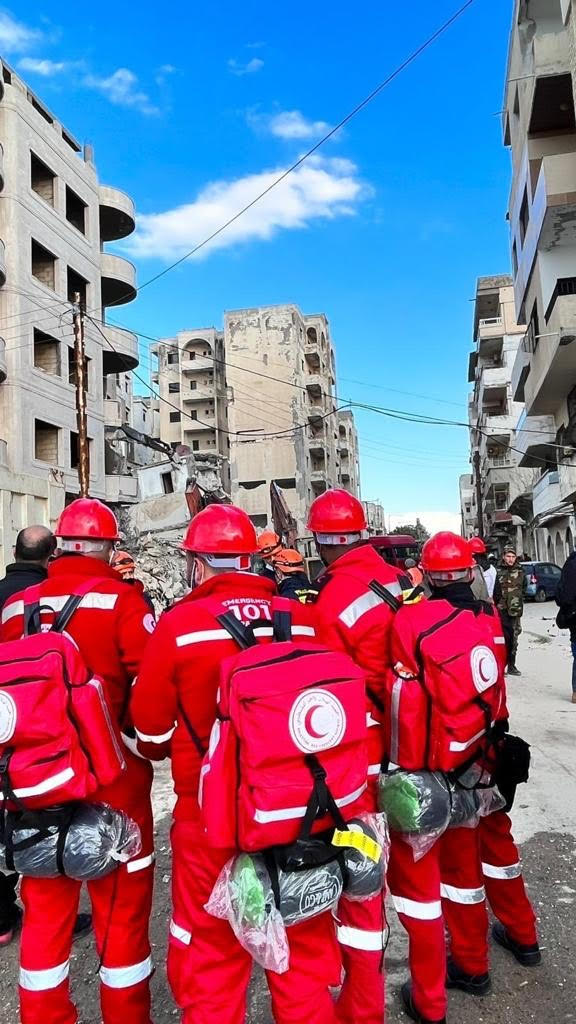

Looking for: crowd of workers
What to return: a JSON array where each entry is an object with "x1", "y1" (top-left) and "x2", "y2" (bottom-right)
[{"x1": 0, "y1": 491, "x2": 544, "y2": 1024}]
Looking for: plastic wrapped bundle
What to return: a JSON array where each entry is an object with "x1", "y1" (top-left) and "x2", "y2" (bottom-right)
[
  {"x1": 0, "y1": 803, "x2": 141, "y2": 880},
  {"x1": 338, "y1": 813, "x2": 389, "y2": 902},
  {"x1": 378, "y1": 771, "x2": 452, "y2": 835},
  {"x1": 205, "y1": 854, "x2": 290, "y2": 974}
]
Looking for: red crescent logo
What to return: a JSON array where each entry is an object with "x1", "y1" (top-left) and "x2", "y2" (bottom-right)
[{"x1": 304, "y1": 706, "x2": 325, "y2": 739}]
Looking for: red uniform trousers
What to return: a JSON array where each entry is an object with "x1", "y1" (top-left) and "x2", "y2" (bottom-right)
[
  {"x1": 19, "y1": 758, "x2": 154, "y2": 1024},
  {"x1": 388, "y1": 825, "x2": 489, "y2": 1022},
  {"x1": 168, "y1": 818, "x2": 342, "y2": 1024},
  {"x1": 334, "y1": 783, "x2": 386, "y2": 1024},
  {"x1": 479, "y1": 811, "x2": 538, "y2": 946}
]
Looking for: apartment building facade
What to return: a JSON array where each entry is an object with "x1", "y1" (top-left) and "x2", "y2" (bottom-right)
[
  {"x1": 502, "y1": 0, "x2": 576, "y2": 561},
  {"x1": 467, "y1": 276, "x2": 536, "y2": 551},
  {"x1": 459, "y1": 474, "x2": 476, "y2": 538},
  {"x1": 0, "y1": 62, "x2": 139, "y2": 566},
  {"x1": 150, "y1": 305, "x2": 360, "y2": 539}
]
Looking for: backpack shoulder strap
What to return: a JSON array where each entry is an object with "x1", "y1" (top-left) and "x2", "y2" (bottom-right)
[
  {"x1": 51, "y1": 579, "x2": 100, "y2": 635},
  {"x1": 368, "y1": 578, "x2": 401, "y2": 613},
  {"x1": 271, "y1": 596, "x2": 292, "y2": 642},
  {"x1": 200, "y1": 597, "x2": 260, "y2": 650}
]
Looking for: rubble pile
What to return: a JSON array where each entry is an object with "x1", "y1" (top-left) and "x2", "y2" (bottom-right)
[{"x1": 128, "y1": 531, "x2": 187, "y2": 612}]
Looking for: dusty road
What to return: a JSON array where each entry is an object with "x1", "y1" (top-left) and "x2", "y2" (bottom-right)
[{"x1": 0, "y1": 599, "x2": 574, "y2": 1022}]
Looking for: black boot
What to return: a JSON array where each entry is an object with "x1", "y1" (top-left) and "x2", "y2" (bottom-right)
[
  {"x1": 0, "y1": 872, "x2": 20, "y2": 946},
  {"x1": 492, "y1": 922, "x2": 541, "y2": 966},
  {"x1": 446, "y1": 958, "x2": 492, "y2": 995},
  {"x1": 400, "y1": 982, "x2": 446, "y2": 1024},
  {"x1": 506, "y1": 657, "x2": 521, "y2": 676}
]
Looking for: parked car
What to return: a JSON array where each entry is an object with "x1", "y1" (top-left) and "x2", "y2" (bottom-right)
[
  {"x1": 521, "y1": 561, "x2": 562, "y2": 602},
  {"x1": 369, "y1": 535, "x2": 420, "y2": 569}
]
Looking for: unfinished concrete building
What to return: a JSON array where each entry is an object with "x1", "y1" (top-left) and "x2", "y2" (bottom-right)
[
  {"x1": 503, "y1": 0, "x2": 576, "y2": 560},
  {"x1": 0, "y1": 62, "x2": 139, "y2": 568}
]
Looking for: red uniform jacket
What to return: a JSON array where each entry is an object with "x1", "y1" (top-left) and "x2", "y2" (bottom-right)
[
  {"x1": 313, "y1": 544, "x2": 410, "y2": 779},
  {"x1": 0, "y1": 554, "x2": 156, "y2": 834},
  {"x1": 131, "y1": 572, "x2": 317, "y2": 823}
]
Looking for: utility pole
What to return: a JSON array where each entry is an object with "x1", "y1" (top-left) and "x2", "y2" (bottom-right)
[
  {"x1": 72, "y1": 292, "x2": 90, "y2": 497},
  {"x1": 473, "y1": 448, "x2": 484, "y2": 539}
]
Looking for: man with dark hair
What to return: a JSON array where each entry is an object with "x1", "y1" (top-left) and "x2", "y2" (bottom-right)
[{"x1": 0, "y1": 525, "x2": 56, "y2": 612}]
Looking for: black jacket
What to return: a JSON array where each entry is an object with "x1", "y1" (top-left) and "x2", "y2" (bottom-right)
[
  {"x1": 555, "y1": 550, "x2": 576, "y2": 635},
  {"x1": 277, "y1": 572, "x2": 319, "y2": 604},
  {"x1": 0, "y1": 562, "x2": 48, "y2": 612}
]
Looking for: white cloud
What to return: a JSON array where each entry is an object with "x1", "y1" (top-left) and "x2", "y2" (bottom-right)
[
  {"x1": 265, "y1": 109, "x2": 332, "y2": 140},
  {"x1": 127, "y1": 155, "x2": 369, "y2": 261},
  {"x1": 228, "y1": 57, "x2": 264, "y2": 76},
  {"x1": 0, "y1": 10, "x2": 41, "y2": 52},
  {"x1": 83, "y1": 68, "x2": 158, "y2": 115},
  {"x1": 18, "y1": 57, "x2": 78, "y2": 76}
]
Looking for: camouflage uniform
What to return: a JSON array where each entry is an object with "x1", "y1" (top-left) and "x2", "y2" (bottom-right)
[{"x1": 496, "y1": 558, "x2": 526, "y2": 667}]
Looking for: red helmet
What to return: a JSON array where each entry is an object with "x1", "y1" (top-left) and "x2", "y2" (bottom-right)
[
  {"x1": 307, "y1": 490, "x2": 367, "y2": 545},
  {"x1": 182, "y1": 504, "x2": 257, "y2": 557},
  {"x1": 257, "y1": 530, "x2": 282, "y2": 557},
  {"x1": 421, "y1": 532, "x2": 474, "y2": 573},
  {"x1": 56, "y1": 499, "x2": 119, "y2": 541},
  {"x1": 469, "y1": 537, "x2": 487, "y2": 555}
]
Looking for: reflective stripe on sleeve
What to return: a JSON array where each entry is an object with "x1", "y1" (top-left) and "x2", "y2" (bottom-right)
[
  {"x1": 135, "y1": 725, "x2": 176, "y2": 744},
  {"x1": 169, "y1": 919, "x2": 192, "y2": 946},
  {"x1": 126, "y1": 853, "x2": 155, "y2": 873},
  {"x1": 20, "y1": 960, "x2": 70, "y2": 991},
  {"x1": 367, "y1": 763, "x2": 381, "y2": 776},
  {"x1": 391, "y1": 894, "x2": 442, "y2": 920},
  {"x1": 482, "y1": 861, "x2": 522, "y2": 880},
  {"x1": 337, "y1": 925, "x2": 386, "y2": 951},
  {"x1": 2, "y1": 599, "x2": 24, "y2": 623},
  {"x1": 254, "y1": 783, "x2": 366, "y2": 824},
  {"x1": 340, "y1": 590, "x2": 388, "y2": 628},
  {"x1": 440, "y1": 883, "x2": 486, "y2": 905},
  {"x1": 100, "y1": 955, "x2": 153, "y2": 989}
]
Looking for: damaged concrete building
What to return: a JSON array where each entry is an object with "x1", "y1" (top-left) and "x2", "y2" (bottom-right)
[{"x1": 149, "y1": 304, "x2": 360, "y2": 545}]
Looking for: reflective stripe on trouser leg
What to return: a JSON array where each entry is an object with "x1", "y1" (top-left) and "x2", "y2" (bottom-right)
[
  {"x1": 335, "y1": 890, "x2": 386, "y2": 1024},
  {"x1": 388, "y1": 834, "x2": 447, "y2": 1022},
  {"x1": 88, "y1": 845, "x2": 154, "y2": 1024},
  {"x1": 479, "y1": 812, "x2": 538, "y2": 946},
  {"x1": 440, "y1": 825, "x2": 490, "y2": 975},
  {"x1": 19, "y1": 874, "x2": 81, "y2": 1024}
]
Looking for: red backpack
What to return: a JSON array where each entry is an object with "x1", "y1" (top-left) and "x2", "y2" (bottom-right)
[
  {"x1": 195, "y1": 598, "x2": 370, "y2": 852},
  {"x1": 0, "y1": 584, "x2": 126, "y2": 814},
  {"x1": 385, "y1": 602, "x2": 506, "y2": 774}
]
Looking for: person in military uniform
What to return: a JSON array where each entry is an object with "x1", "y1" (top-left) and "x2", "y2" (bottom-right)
[{"x1": 496, "y1": 546, "x2": 527, "y2": 676}]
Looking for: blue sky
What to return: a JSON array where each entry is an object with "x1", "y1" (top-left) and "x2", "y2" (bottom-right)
[{"x1": 3, "y1": 0, "x2": 516, "y2": 532}]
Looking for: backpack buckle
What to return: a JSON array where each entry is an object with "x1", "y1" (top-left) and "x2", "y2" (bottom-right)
[{"x1": 305, "y1": 753, "x2": 327, "y2": 782}]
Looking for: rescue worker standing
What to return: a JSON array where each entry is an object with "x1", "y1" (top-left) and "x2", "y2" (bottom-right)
[
  {"x1": 496, "y1": 546, "x2": 526, "y2": 675},
  {"x1": 309, "y1": 489, "x2": 412, "y2": 1024},
  {"x1": 385, "y1": 533, "x2": 507, "y2": 1024},
  {"x1": 469, "y1": 538, "x2": 491, "y2": 603},
  {"x1": 272, "y1": 548, "x2": 319, "y2": 603},
  {"x1": 131, "y1": 505, "x2": 341, "y2": 1024},
  {"x1": 1, "y1": 499, "x2": 156, "y2": 1024},
  {"x1": 256, "y1": 529, "x2": 283, "y2": 580}
]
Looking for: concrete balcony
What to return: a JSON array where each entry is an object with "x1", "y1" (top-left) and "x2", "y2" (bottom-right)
[
  {"x1": 533, "y1": 470, "x2": 561, "y2": 518},
  {"x1": 339, "y1": 438, "x2": 349, "y2": 456},
  {"x1": 0, "y1": 337, "x2": 6, "y2": 383},
  {"x1": 511, "y1": 339, "x2": 530, "y2": 403},
  {"x1": 99, "y1": 323, "x2": 139, "y2": 373},
  {"x1": 181, "y1": 356, "x2": 213, "y2": 373},
  {"x1": 99, "y1": 185, "x2": 136, "y2": 242},
  {"x1": 477, "y1": 317, "x2": 503, "y2": 341},
  {"x1": 305, "y1": 374, "x2": 323, "y2": 398},
  {"x1": 559, "y1": 459, "x2": 576, "y2": 505},
  {"x1": 522, "y1": 322, "x2": 576, "y2": 417},
  {"x1": 101, "y1": 253, "x2": 137, "y2": 307},
  {"x1": 514, "y1": 411, "x2": 557, "y2": 467},
  {"x1": 308, "y1": 436, "x2": 326, "y2": 458},
  {"x1": 514, "y1": 151, "x2": 576, "y2": 317},
  {"x1": 182, "y1": 389, "x2": 215, "y2": 403},
  {"x1": 104, "y1": 398, "x2": 127, "y2": 428},
  {"x1": 480, "y1": 365, "x2": 508, "y2": 403},
  {"x1": 183, "y1": 417, "x2": 216, "y2": 432},
  {"x1": 105, "y1": 473, "x2": 138, "y2": 503}
]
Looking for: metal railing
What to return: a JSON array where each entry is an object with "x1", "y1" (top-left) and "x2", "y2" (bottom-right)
[{"x1": 479, "y1": 317, "x2": 503, "y2": 328}]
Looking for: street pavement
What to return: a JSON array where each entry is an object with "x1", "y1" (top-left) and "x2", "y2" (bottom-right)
[{"x1": 0, "y1": 599, "x2": 575, "y2": 1022}]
